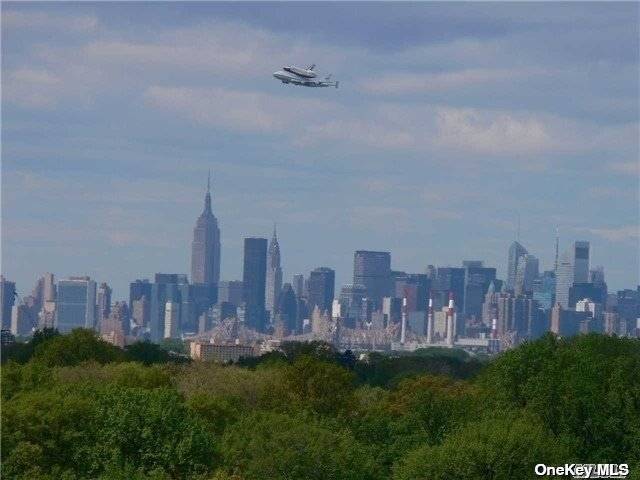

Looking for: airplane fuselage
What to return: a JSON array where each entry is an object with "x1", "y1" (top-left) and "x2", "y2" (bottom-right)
[{"x1": 273, "y1": 68, "x2": 338, "y2": 88}]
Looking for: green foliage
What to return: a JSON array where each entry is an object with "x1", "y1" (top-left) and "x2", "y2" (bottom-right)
[
  {"x1": 124, "y1": 341, "x2": 172, "y2": 365},
  {"x1": 2, "y1": 333, "x2": 638, "y2": 479},
  {"x1": 1, "y1": 385, "x2": 216, "y2": 479},
  {"x1": 479, "y1": 333, "x2": 640, "y2": 462},
  {"x1": 282, "y1": 355, "x2": 356, "y2": 415},
  {"x1": 354, "y1": 348, "x2": 484, "y2": 387},
  {"x1": 1, "y1": 328, "x2": 60, "y2": 364},
  {"x1": 32, "y1": 329, "x2": 125, "y2": 367},
  {"x1": 221, "y1": 411, "x2": 379, "y2": 480},
  {"x1": 393, "y1": 414, "x2": 572, "y2": 480}
]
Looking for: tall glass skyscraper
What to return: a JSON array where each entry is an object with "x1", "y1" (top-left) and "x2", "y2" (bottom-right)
[
  {"x1": 573, "y1": 241, "x2": 590, "y2": 284},
  {"x1": 56, "y1": 276, "x2": 96, "y2": 333},
  {"x1": 242, "y1": 237, "x2": 268, "y2": 331},
  {"x1": 190, "y1": 173, "x2": 221, "y2": 287},
  {"x1": 507, "y1": 241, "x2": 528, "y2": 291}
]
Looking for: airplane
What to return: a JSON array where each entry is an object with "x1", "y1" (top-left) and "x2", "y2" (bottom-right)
[{"x1": 273, "y1": 64, "x2": 339, "y2": 88}]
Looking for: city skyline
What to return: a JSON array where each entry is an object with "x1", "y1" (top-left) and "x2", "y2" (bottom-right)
[{"x1": 2, "y1": 3, "x2": 639, "y2": 298}]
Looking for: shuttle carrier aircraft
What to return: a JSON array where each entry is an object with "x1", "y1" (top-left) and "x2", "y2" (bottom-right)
[{"x1": 273, "y1": 64, "x2": 339, "y2": 88}]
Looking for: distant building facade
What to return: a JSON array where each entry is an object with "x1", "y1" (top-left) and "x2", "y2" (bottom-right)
[
  {"x1": 56, "y1": 277, "x2": 97, "y2": 333},
  {"x1": 242, "y1": 238, "x2": 268, "y2": 331}
]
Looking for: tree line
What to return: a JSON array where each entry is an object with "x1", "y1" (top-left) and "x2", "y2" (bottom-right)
[{"x1": 2, "y1": 329, "x2": 639, "y2": 479}]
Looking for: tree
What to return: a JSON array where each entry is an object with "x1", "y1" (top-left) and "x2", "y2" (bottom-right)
[
  {"x1": 479, "y1": 333, "x2": 640, "y2": 463},
  {"x1": 125, "y1": 341, "x2": 171, "y2": 365},
  {"x1": 32, "y1": 329, "x2": 124, "y2": 367},
  {"x1": 283, "y1": 355, "x2": 356, "y2": 415},
  {"x1": 221, "y1": 411, "x2": 379, "y2": 480},
  {"x1": 393, "y1": 414, "x2": 573, "y2": 480}
]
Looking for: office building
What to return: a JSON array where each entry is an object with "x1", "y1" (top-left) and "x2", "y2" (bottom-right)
[
  {"x1": 307, "y1": 267, "x2": 335, "y2": 315},
  {"x1": 555, "y1": 251, "x2": 574, "y2": 309},
  {"x1": 96, "y1": 282, "x2": 112, "y2": 329},
  {"x1": 149, "y1": 274, "x2": 188, "y2": 342},
  {"x1": 337, "y1": 284, "x2": 366, "y2": 329},
  {"x1": 164, "y1": 301, "x2": 180, "y2": 339},
  {"x1": 56, "y1": 277, "x2": 97, "y2": 333},
  {"x1": 514, "y1": 254, "x2": 539, "y2": 295},
  {"x1": 275, "y1": 283, "x2": 298, "y2": 334},
  {"x1": 292, "y1": 274, "x2": 305, "y2": 298},
  {"x1": 242, "y1": 238, "x2": 268, "y2": 331},
  {"x1": 463, "y1": 263, "x2": 496, "y2": 321},
  {"x1": 265, "y1": 226, "x2": 283, "y2": 318},
  {"x1": 532, "y1": 271, "x2": 556, "y2": 311},
  {"x1": 218, "y1": 280, "x2": 243, "y2": 307},
  {"x1": 353, "y1": 251, "x2": 391, "y2": 309},
  {"x1": 190, "y1": 173, "x2": 221, "y2": 286},
  {"x1": 1, "y1": 276, "x2": 16, "y2": 330},
  {"x1": 507, "y1": 241, "x2": 528, "y2": 291},
  {"x1": 572, "y1": 241, "x2": 590, "y2": 284}
]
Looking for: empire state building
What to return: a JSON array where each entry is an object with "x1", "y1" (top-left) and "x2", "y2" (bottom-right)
[{"x1": 190, "y1": 173, "x2": 221, "y2": 286}]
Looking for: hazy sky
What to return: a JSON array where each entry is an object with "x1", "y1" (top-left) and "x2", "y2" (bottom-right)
[{"x1": 2, "y1": 2, "x2": 638, "y2": 299}]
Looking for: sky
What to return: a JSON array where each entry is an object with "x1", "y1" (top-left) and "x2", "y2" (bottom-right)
[{"x1": 2, "y1": 2, "x2": 639, "y2": 299}]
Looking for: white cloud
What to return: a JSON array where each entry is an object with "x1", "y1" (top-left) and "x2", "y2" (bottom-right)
[
  {"x1": 585, "y1": 225, "x2": 640, "y2": 242},
  {"x1": 3, "y1": 68, "x2": 62, "y2": 108},
  {"x1": 2, "y1": 10, "x2": 98, "y2": 32},
  {"x1": 609, "y1": 160, "x2": 640, "y2": 175},
  {"x1": 361, "y1": 67, "x2": 548, "y2": 95},
  {"x1": 435, "y1": 107, "x2": 553, "y2": 155},
  {"x1": 144, "y1": 85, "x2": 337, "y2": 133}
]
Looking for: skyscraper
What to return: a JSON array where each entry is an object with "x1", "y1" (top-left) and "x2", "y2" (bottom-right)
[
  {"x1": 338, "y1": 283, "x2": 366, "y2": 328},
  {"x1": 514, "y1": 254, "x2": 539, "y2": 295},
  {"x1": 353, "y1": 251, "x2": 391, "y2": 309},
  {"x1": 218, "y1": 280, "x2": 244, "y2": 307},
  {"x1": 242, "y1": 237, "x2": 268, "y2": 331},
  {"x1": 307, "y1": 267, "x2": 335, "y2": 315},
  {"x1": 275, "y1": 283, "x2": 298, "y2": 334},
  {"x1": 190, "y1": 173, "x2": 221, "y2": 286},
  {"x1": 292, "y1": 274, "x2": 305, "y2": 298},
  {"x1": 96, "y1": 282, "x2": 112, "y2": 329},
  {"x1": 555, "y1": 252, "x2": 573, "y2": 309},
  {"x1": 463, "y1": 264, "x2": 496, "y2": 320},
  {"x1": 507, "y1": 241, "x2": 528, "y2": 291},
  {"x1": 56, "y1": 276, "x2": 97, "y2": 333},
  {"x1": 148, "y1": 274, "x2": 188, "y2": 342},
  {"x1": 0, "y1": 276, "x2": 16, "y2": 330},
  {"x1": 265, "y1": 226, "x2": 283, "y2": 318},
  {"x1": 572, "y1": 241, "x2": 590, "y2": 283}
]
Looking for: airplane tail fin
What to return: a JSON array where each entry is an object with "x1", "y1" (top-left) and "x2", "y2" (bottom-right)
[{"x1": 335, "y1": 81, "x2": 339, "y2": 89}]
